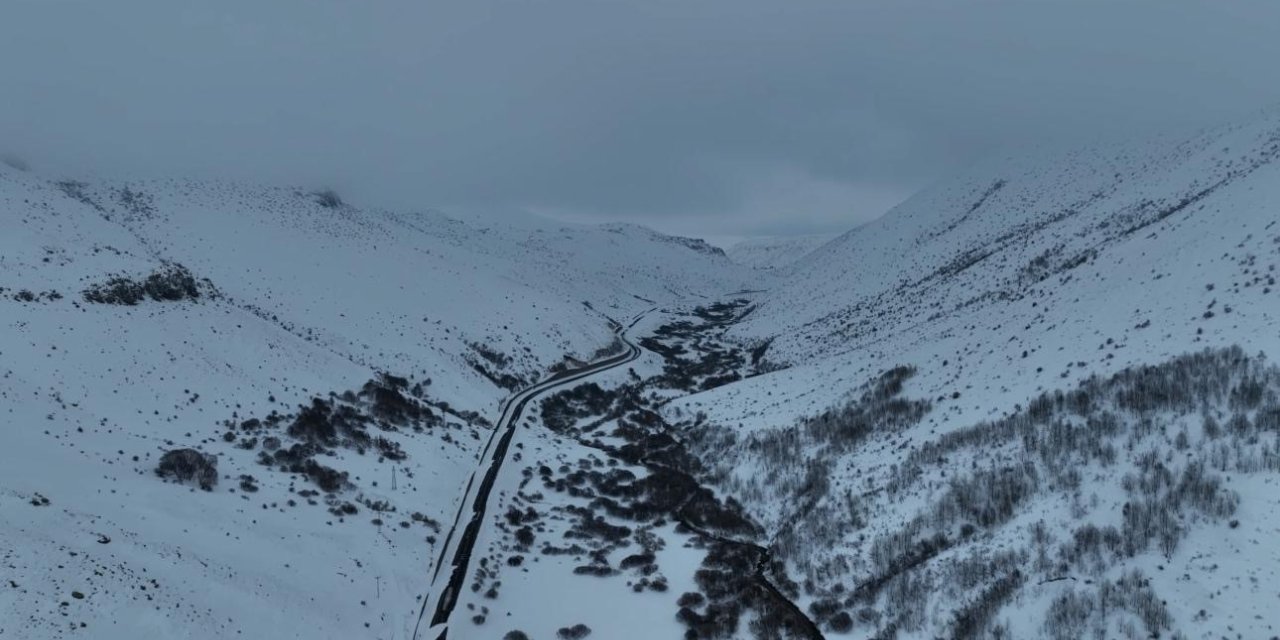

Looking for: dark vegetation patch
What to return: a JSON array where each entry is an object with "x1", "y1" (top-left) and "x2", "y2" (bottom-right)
[
  {"x1": 700, "y1": 346, "x2": 1279, "y2": 638},
  {"x1": 686, "y1": 363, "x2": 936, "y2": 628},
  {"x1": 114, "y1": 186, "x2": 157, "y2": 220},
  {"x1": 83, "y1": 263, "x2": 218, "y2": 305},
  {"x1": 2, "y1": 287, "x2": 62, "y2": 303},
  {"x1": 467, "y1": 342, "x2": 529, "y2": 392},
  {"x1": 678, "y1": 536, "x2": 822, "y2": 640},
  {"x1": 1018, "y1": 244, "x2": 1098, "y2": 285},
  {"x1": 156, "y1": 372, "x2": 466, "y2": 534},
  {"x1": 637, "y1": 299, "x2": 778, "y2": 391},
  {"x1": 242, "y1": 373, "x2": 446, "y2": 492},
  {"x1": 1043, "y1": 569, "x2": 1171, "y2": 640},
  {"x1": 519, "y1": 300, "x2": 822, "y2": 639},
  {"x1": 155, "y1": 448, "x2": 218, "y2": 490},
  {"x1": 948, "y1": 569, "x2": 1023, "y2": 640},
  {"x1": 556, "y1": 623, "x2": 592, "y2": 639},
  {"x1": 541, "y1": 383, "x2": 616, "y2": 432},
  {"x1": 923, "y1": 178, "x2": 1008, "y2": 243},
  {"x1": 312, "y1": 188, "x2": 345, "y2": 209}
]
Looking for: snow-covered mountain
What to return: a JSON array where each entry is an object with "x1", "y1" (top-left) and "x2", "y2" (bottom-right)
[
  {"x1": 666, "y1": 109, "x2": 1280, "y2": 638},
  {"x1": 725, "y1": 234, "x2": 836, "y2": 270},
  {"x1": 6, "y1": 106, "x2": 1280, "y2": 640},
  {"x1": 0, "y1": 168, "x2": 749, "y2": 639}
]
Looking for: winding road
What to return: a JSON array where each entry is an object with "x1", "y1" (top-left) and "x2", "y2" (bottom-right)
[{"x1": 413, "y1": 311, "x2": 651, "y2": 640}]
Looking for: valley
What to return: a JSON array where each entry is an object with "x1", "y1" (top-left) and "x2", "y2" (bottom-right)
[{"x1": 4, "y1": 108, "x2": 1280, "y2": 640}]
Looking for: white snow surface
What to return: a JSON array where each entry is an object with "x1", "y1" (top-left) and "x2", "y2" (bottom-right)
[
  {"x1": 725, "y1": 234, "x2": 837, "y2": 270},
  {"x1": 6, "y1": 105, "x2": 1280, "y2": 640},
  {"x1": 719, "y1": 109, "x2": 1280, "y2": 425},
  {"x1": 0, "y1": 170, "x2": 749, "y2": 640}
]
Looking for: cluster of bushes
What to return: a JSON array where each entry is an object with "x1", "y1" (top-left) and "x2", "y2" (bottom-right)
[
  {"x1": 580, "y1": 459, "x2": 758, "y2": 540},
  {"x1": 745, "y1": 338, "x2": 788, "y2": 374},
  {"x1": 1044, "y1": 570, "x2": 1171, "y2": 640},
  {"x1": 83, "y1": 263, "x2": 215, "y2": 305},
  {"x1": 115, "y1": 186, "x2": 157, "y2": 219},
  {"x1": 469, "y1": 342, "x2": 513, "y2": 368},
  {"x1": 470, "y1": 362, "x2": 526, "y2": 392},
  {"x1": 540, "y1": 383, "x2": 617, "y2": 432},
  {"x1": 5, "y1": 288, "x2": 62, "y2": 303},
  {"x1": 1017, "y1": 243, "x2": 1098, "y2": 285},
  {"x1": 156, "y1": 373, "x2": 454, "y2": 504},
  {"x1": 155, "y1": 448, "x2": 218, "y2": 490},
  {"x1": 678, "y1": 541, "x2": 754, "y2": 638},
  {"x1": 312, "y1": 189, "x2": 345, "y2": 209},
  {"x1": 677, "y1": 538, "x2": 822, "y2": 640},
  {"x1": 262, "y1": 444, "x2": 350, "y2": 493},
  {"x1": 533, "y1": 379, "x2": 821, "y2": 639},
  {"x1": 360, "y1": 373, "x2": 439, "y2": 428},
  {"x1": 555, "y1": 624, "x2": 592, "y2": 639},
  {"x1": 1114, "y1": 182, "x2": 1225, "y2": 237},
  {"x1": 634, "y1": 301, "x2": 761, "y2": 391},
  {"x1": 511, "y1": 304, "x2": 822, "y2": 638},
  {"x1": 244, "y1": 378, "x2": 441, "y2": 491},
  {"x1": 463, "y1": 343, "x2": 529, "y2": 391},
  {"x1": 56, "y1": 180, "x2": 105, "y2": 212},
  {"x1": 692, "y1": 300, "x2": 753, "y2": 324},
  {"x1": 654, "y1": 346, "x2": 746, "y2": 392},
  {"x1": 802, "y1": 366, "x2": 932, "y2": 453}
]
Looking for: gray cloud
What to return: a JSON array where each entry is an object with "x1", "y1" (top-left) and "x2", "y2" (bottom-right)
[{"x1": 4, "y1": 0, "x2": 1280, "y2": 237}]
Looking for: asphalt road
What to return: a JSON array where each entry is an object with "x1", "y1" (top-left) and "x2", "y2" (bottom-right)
[{"x1": 414, "y1": 312, "x2": 650, "y2": 640}]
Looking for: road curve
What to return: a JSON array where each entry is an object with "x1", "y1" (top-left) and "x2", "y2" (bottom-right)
[{"x1": 413, "y1": 312, "x2": 651, "y2": 640}]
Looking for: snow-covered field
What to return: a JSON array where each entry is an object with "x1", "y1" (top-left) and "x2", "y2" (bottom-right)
[
  {"x1": 0, "y1": 168, "x2": 748, "y2": 639},
  {"x1": 725, "y1": 235, "x2": 837, "y2": 271}
]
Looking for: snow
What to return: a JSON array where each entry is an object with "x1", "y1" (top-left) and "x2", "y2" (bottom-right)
[
  {"x1": 5, "y1": 105, "x2": 1280, "y2": 639},
  {"x1": 725, "y1": 234, "x2": 837, "y2": 270},
  {"x1": 665, "y1": 109, "x2": 1280, "y2": 637},
  {"x1": 0, "y1": 167, "x2": 747, "y2": 639}
]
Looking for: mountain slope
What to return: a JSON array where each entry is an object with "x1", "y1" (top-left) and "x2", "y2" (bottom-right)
[
  {"x1": 0, "y1": 168, "x2": 750, "y2": 639},
  {"x1": 726, "y1": 234, "x2": 837, "y2": 270},
  {"x1": 739, "y1": 114, "x2": 1280, "y2": 364},
  {"x1": 666, "y1": 110, "x2": 1280, "y2": 638}
]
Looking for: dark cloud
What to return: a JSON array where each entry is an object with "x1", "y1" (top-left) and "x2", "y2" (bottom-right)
[{"x1": 3, "y1": 0, "x2": 1279, "y2": 237}]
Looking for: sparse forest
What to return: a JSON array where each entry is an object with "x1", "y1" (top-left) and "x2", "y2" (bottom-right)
[{"x1": 691, "y1": 346, "x2": 1280, "y2": 638}]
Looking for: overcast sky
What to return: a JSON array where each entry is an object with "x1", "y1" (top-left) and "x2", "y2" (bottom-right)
[{"x1": 4, "y1": 1, "x2": 1280, "y2": 239}]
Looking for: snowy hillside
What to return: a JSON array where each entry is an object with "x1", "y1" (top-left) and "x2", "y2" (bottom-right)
[
  {"x1": 0, "y1": 167, "x2": 748, "y2": 639},
  {"x1": 660, "y1": 110, "x2": 1280, "y2": 638},
  {"x1": 7, "y1": 106, "x2": 1280, "y2": 640},
  {"x1": 725, "y1": 234, "x2": 837, "y2": 270}
]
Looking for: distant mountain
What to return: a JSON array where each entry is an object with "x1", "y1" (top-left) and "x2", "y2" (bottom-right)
[
  {"x1": 599, "y1": 222, "x2": 729, "y2": 258},
  {"x1": 725, "y1": 233, "x2": 837, "y2": 269}
]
